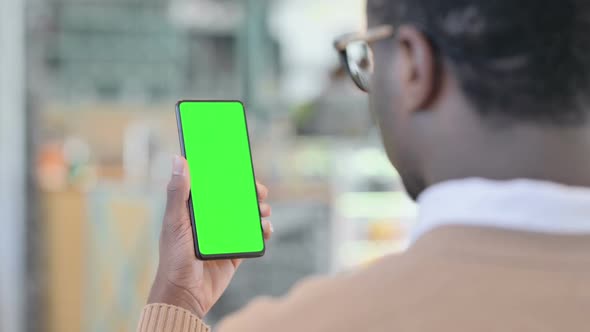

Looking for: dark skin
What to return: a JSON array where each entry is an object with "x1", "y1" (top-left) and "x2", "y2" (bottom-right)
[{"x1": 368, "y1": 4, "x2": 590, "y2": 200}]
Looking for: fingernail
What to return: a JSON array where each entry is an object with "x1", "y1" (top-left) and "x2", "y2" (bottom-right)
[
  {"x1": 269, "y1": 222, "x2": 274, "y2": 233},
  {"x1": 172, "y1": 155, "x2": 185, "y2": 176}
]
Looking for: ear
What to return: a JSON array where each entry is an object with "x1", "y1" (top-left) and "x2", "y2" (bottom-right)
[{"x1": 394, "y1": 26, "x2": 438, "y2": 113}]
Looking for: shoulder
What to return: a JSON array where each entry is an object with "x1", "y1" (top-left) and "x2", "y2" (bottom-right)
[{"x1": 216, "y1": 251, "x2": 431, "y2": 332}]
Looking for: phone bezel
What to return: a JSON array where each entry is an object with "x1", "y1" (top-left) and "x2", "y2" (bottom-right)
[{"x1": 175, "y1": 100, "x2": 266, "y2": 261}]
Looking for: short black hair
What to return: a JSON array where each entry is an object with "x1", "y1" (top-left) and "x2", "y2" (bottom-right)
[{"x1": 369, "y1": 0, "x2": 590, "y2": 125}]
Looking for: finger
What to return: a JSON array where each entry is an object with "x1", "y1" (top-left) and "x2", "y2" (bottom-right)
[
  {"x1": 259, "y1": 203, "x2": 272, "y2": 218},
  {"x1": 164, "y1": 155, "x2": 190, "y2": 225},
  {"x1": 262, "y1": 219, "x2": 274, "y2": 240},
  {"x1": 256, "y1": 182, "x2": 268, "y2": 201},
  {"x1": 231, "y1": 258, "x2": 244, "y2": 269}
]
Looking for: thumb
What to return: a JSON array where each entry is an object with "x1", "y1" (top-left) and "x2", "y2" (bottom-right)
[{"x1": 164, "y1": 155, "x2": 190, "y2": 224}]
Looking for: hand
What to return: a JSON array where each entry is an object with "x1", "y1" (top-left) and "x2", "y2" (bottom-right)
[{"x1": 148, "y1": 155, "x2": 273, "y2": 319}]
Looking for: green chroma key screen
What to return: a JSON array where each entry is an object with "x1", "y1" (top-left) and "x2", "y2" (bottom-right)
[{"x1": 176, "y1": 101, "x2": 264, "y2": 259}]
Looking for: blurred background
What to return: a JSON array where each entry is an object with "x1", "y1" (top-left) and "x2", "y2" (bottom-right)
[{"x1": 0, "y1": 0, "x2": 417, "y2": 331}]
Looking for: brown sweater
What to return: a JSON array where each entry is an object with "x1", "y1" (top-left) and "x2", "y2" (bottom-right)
[
  {"x1": 137, "y1": 303, "x2": 210, "y2": 332},
  {"x1": 138, "y1": 226, "x2": 590, "y2": 332}
]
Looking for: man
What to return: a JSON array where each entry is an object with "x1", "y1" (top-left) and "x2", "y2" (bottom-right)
[{"x1": 138, "y1": 0, "x2": 590, "y2": 331}]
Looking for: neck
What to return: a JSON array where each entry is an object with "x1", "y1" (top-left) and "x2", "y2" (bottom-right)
[{"x1": 425, "y1": 116, "x2": 590, "y2": 188}]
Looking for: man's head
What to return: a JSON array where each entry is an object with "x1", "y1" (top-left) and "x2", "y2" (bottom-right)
[{"x1": 363, "y1": 0, "x2": 590, "y2": 198}]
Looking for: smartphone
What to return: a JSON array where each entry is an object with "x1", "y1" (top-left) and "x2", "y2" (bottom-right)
[{"x1": 175, "y1": 100, "x2": 265, "y2": 260}]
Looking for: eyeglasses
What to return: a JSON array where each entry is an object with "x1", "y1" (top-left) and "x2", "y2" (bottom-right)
[{"x1": 333, "y1": 25, "x2": 395, "y2": 93}]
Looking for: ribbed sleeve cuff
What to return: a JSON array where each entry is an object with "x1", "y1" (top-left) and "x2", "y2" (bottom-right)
[{"x1": 137, "y1": 304, "x2": 210, "y2": 332}]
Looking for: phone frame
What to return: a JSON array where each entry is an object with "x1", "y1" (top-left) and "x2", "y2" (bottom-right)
[{"x1": 175, "y1": 100, "x2": 266, "y2": 261}]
